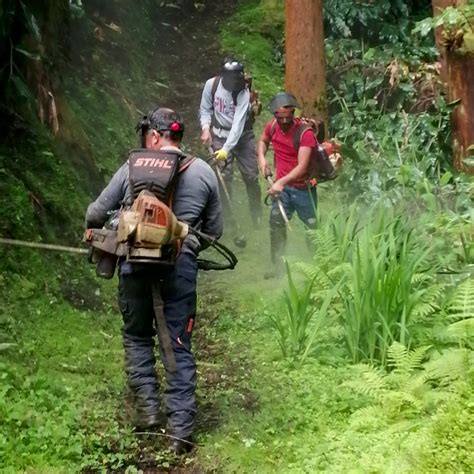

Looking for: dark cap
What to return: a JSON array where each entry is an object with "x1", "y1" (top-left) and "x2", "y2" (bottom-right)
[
  {"x1": 222, "y1": 58, "x2": 244, "y2": 74},
  {"x1": 269, "y1": 92, "x2": 300, "y2": 114},
  {"x1": 136, "y1": 107, "x2": 185, "y2": 135}
]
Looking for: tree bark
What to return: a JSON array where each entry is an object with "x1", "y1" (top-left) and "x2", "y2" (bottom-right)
[
  {"x1": 432, "y1": 0, "x2": 474, "y2": 172},
  {"x1": 285, "y1": 0, "x2": 327, "y2": 124},
  {"x1": 448, "y1": 50, "x2": 474, "y2": 172},
  {"x1": 431, "y1": 0, "x2": 455, "y2": 83}
]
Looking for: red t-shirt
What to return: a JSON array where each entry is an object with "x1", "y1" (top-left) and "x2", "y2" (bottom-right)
[{"x1": 263, "y1": 119, "x2": 316, "y2": 188}]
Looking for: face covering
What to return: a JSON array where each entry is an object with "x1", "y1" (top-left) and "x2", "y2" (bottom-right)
[{"x1": 222, "y1": 72, "x2": 246, "y2": 92}]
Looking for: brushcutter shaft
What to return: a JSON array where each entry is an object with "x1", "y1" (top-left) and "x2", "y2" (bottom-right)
[
  {"x1": 266, "y1": 177, "x2": 292, "y2": 231},
  {"x1": 0, "y1": 237, "x2": 88, "y2": 254},
  {"x1": 207, "y1": 146, "x2": 247, "y2": 248}
]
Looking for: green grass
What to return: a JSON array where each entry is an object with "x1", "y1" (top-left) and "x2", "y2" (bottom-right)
[{"x1": 1, "y1": 0, "x2": 473, "y2": 471}]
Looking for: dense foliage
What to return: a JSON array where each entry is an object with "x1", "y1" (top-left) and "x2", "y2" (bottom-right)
[{"x1": 0, "y1": 0, "x2": 472, "y2": 472}]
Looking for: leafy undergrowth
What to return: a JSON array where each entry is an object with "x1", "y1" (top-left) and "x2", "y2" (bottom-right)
[
  {"x1": 1, "y1": 188, "x2": 472, "y2": 472},
  {"x1": 197, "y1": 272, "x2": 474, "y2": 473},
  {"x1": 2, "y1": 0, "x2": 473, "y2": 472}
]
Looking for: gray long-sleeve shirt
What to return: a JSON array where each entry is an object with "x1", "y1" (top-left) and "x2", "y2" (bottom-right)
[
  {"x1": 86, "y1": 147, "x2": 223, "y2": 257},
  {"x1": 199, "y1": 77, "x2": 250, "y2": 154}
]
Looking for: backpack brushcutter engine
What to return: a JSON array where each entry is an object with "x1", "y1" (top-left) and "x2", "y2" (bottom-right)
[{"x1": 85, "y1": 190, "x2": 237, "y2": 278}]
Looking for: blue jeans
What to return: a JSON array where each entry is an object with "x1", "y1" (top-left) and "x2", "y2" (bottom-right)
[{"x1": 269, "y1": 185, "x2": 317, "y2": 264}]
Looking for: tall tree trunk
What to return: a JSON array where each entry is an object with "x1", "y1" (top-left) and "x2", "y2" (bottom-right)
[
  {"x1": 431, "y1": 0, "x2": 474, "y2": 172},
  {"x1": 285, "y1": 0, "x2": 327, "y2": 124},
  {"x1": 431, "y1": 0, "x2": 455, "y2": 83},
  {"x1": 448, "y1": 49, "x2": 474, "y2": 172}
]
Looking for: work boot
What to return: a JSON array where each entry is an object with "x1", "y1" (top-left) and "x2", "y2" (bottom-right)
[
  {"x1": 168, "y1": 435, "x2": 194, "y2": 455},
  {"x1": 123, "y1": 335, "x2": 160, "y2": 430},
  {"x1": 244, "y1": 178, "x2": 262, "y2": 226},
  {"x1": 135, "y1": 413, "x2": 161, "y2": 431},
  {"x1": 263, "y1": 260, "x2": 285, "y2": 280},
  {"x1": 269, "y1": 220, "x2": 286, "y2": 260},
  {"x1": 263, "y1": 270, "x2": 276, "y2": 280}
]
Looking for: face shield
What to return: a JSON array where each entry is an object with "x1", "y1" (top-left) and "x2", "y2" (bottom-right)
[{"x1": 221, "y1": 60, "x2": 246, "y2": 92}]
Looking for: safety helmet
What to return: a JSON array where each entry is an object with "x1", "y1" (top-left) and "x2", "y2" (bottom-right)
[
  {"x1": 221, "y1": 58, "x2": 246, "y2": 92},
  {"x1": 269, "y1": 92, "x2": 300, "y2": 114}
]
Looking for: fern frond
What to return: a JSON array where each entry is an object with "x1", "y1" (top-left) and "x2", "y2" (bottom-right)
[
  {"x1": 328, "y1": 262, "x2": 352, "y2": 280},
  {"x1": 402, "y1": 372, "x2": 431, "y2": 395},
  {"x1": 405, "y1": 345, "x2": 431, "y2": 372},
  {"x1": 442, "y1": 318, "x2": 474, "y2": 341},
  {"x1": 294, "y1": 262, "x2": 319, "y2": 280},
  {"x1": 423, "y1": 348, "x2": 473, "y2": 384},
  {"x1": 347, "y1": 365, "x2": 388, "y2": 400},
  {"x1": 349, "y1": 406, "x2": 387, "y2": 431},
  {"x1": 446, "y1": 278, "x2": 474, "y2": 321},
  {"x1": 412, "y1": 301, "x2": 437, "y2": 320},
  {"x1": 387, "y1": 341, "x2": 408, "y2": 372},
  {"x1": 307, "y1": 227, "x2": 339, "y2": 266},
  {"x1": 412, "y1": 273, "x2": 432, "y2": 285},
  {"x1": 412, "y1": 283, "x2": 444, "y2": 321}
]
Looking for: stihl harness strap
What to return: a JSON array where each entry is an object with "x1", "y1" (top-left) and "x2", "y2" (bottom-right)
[{"x1": 152, "y1": 283, "x2": 177, "y2": 373}]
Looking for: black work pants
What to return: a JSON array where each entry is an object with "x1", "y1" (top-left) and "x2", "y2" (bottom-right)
[{"x1": 118, "y1": 251, "x2": 198, "y2": 438}]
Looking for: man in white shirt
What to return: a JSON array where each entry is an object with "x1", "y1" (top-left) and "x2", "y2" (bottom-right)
[{"x1": 199, "y1": 59, "x2": 262, "y2": 226}]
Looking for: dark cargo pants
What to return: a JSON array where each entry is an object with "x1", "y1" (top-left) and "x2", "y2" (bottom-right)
[
  {"x1": 118, "y1": 251, "x2": 197, "y2": 438},
  {"x1": 212, "y1": 130, "x2": 262, "y2": 224}
]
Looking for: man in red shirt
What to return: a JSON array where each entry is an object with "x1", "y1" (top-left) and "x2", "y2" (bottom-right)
[{"x1": 257, "y1": 92, "x2": 317, "y2": 275}]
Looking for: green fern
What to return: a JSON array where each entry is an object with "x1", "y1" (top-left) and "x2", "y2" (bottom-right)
[
  {"x1": 346, "y1": 364, "x2": 388, "y2": 401},
  {"x1": 423, "y1": 348, "x2": 474, "y2": 384},
  {"x1": 446, "y1": 278, "x2": 474, "y2": 321},
  {"x1": 345, "y1": 342, "x2": 469, "y2": 431},
  {"x1": 411, "y1": 283, "x2": 444, "y2": 321},
  {"x1": 435, "y1": 278, "x2": 474, "y2": 345},
  {"x1": 388, "y1": 342, "x2": 431, "y2": 379}
]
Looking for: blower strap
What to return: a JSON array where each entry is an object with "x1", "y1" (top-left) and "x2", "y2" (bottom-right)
[{"x1": 152, "y1": 283, "x2": 177, "y2": 373}]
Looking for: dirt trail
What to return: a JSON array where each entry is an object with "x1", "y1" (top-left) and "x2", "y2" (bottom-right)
[
  {"x1": 112, "y1": 3, "x2": 249, "y2": 472},
  {"x1": 146, "y1": 1, "x2": 234, "y2": 147}
]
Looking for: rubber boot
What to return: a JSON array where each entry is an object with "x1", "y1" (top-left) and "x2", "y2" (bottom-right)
[
  {"x1": 243, "y1": 177, "x2": 262, "y2": 226},
  {"x1": 169, "y1": 435, "x2": 194, "y2": 455},
  {"x1": 264, "y1": 221, "x2": 287, "y2": 279},
  {"x1": 123, "y1": 335, "x2": 160, "y2": 429}
]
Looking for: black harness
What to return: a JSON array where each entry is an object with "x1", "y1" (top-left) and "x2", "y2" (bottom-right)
[
  {"x1": 128, "y1": 148, "x2": 194, "y2": 203},
  {"x1": 127, "y1": 148, "x2": 237, "y2": 271}
]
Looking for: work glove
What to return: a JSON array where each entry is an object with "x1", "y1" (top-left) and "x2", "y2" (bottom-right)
[{"x1": 213, "y1": 148, "x2": 228, "y2": 161}]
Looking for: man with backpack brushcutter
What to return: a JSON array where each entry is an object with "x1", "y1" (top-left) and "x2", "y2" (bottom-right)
[
  {"x1": 85, "y1": 107, "x2": 223, "y2": 455},
  {"x1": 199, "y1": 58, "x2": 262, "y2": 226},
  {"x1": 257, "y1": 92, "x2": 319, "y2": 278}
]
